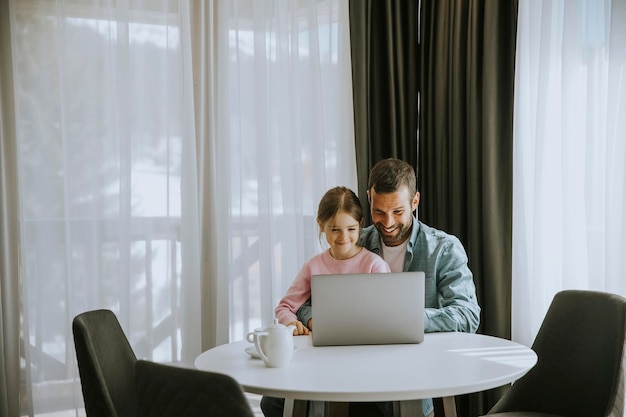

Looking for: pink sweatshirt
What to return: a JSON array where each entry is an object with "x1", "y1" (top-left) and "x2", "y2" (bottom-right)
[{"x1": 275, "y1": 248, "x2": 390, "y2": 324}]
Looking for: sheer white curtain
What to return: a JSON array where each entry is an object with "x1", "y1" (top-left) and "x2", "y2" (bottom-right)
[
  {"x1": 8, "y1": 0, "x2": 201, "y2": 415},
  {"x1": 209, "y1": 0, "x2": 356, "y2": 341},
  {"x1": 5, "y1": 0, "x2": 354, "y2": 415},
  {"x1": 513, "y1": 0, "x2": 626, "y2": 347}
]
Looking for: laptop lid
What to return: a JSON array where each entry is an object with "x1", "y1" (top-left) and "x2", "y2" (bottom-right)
[{"x1": 310, "y1": 271, "x2": 425, "y2": 346}]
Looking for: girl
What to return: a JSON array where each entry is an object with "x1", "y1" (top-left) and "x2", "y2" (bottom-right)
[{"x1": 274, "y1": 186, "x2": 390, "y2": 335}]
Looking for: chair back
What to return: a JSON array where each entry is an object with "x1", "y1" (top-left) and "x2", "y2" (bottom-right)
[
  {"x1": 73, "y1": 309, "x2": 139, "y2": 417},
  {"x1": 488, "y1": 289, "x2": 626, "y2": 417},
  {"x1": 135, "y1": 360, "x2": 255, "y2": 417}
]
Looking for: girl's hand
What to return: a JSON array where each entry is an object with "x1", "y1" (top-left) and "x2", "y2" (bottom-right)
[
  {"x1": 288, "y1": 320, "x2": 310, "y2": 335},
  {"x1": 307, "y1": 318, "x2": 313, "y2": 330}
]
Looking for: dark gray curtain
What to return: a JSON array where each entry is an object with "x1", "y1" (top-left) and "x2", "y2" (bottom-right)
[
  {"x1": 349, "y1": 0, "x2": 419, "y2": 226},
  {"x1": 350, "y1": 0, "x2": 518, "y2": 415},
  {"x1": 419, "y1": 0, "x2": 517, "y2": 339},
  {"x1": 419, "y1": 1, "x2": 518, "y2": 414}
]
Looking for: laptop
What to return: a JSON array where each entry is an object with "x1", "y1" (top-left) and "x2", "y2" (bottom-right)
[{"x1": 310, "y1": 271, "x2": 425, "y2": 346}]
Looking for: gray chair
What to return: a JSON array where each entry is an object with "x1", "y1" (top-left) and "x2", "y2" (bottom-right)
[
  {"x1": 486, "y1": 290, "x2": 626, "y2": 417},
  {"x1": 73, "y1": 309, "x2": 255, "y2": 417},
  {"x1": 135, "y1": 360, "x2": 256, "y2": 417},
  {"x1": 73, "y1": 309, "x2": 139, "y2": 417}
]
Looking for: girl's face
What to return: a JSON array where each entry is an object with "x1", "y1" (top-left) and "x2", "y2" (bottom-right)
[{"x1": 320, "y1": 211, "x2": 361, "y2": 260}]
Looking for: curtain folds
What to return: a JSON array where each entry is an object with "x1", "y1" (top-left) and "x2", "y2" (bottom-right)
[
  {"x1": 513, "y1": 0, "x2": 626, "y2": 347},
  {"x1": 2, "y1": 2, "x2": 355, "y2": 415},
  {"x1": 186, "y1": 0, "x2": 228, "y2": 351},
  {"x1": 6, "y1": 1, "x2": 201, "y2": 414},
  {"x1": 212, "y1": 0, "x2": 357, "y2": 342},
  {"x1": 1, "y1": 2, "x2": 22, "y2": 416},
  {"x1": 419, "y1": 0, "x2": 518, "y2": 338},
  {"x1": 349, "y1": 0, "x2": 419, "y2": 225},
  {"x1": 419, "y1": 1, "x2": 518, "y2": 415}
]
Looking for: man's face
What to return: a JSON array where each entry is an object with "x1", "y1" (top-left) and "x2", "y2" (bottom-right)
[{"x1": 368, "y1": 186, "x2": 420, "y2": 247}]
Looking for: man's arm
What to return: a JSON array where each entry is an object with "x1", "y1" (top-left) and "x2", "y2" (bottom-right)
[
  {"x1": 424, "y1": 239, "x2": 480, "y2": 333},
  {"x1": 296, "y1": 298, "x2": 312, "y2": 329}
]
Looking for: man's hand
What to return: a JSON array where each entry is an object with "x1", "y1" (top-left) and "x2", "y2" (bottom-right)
[{"x1": 288, "y1": 320, "x2": 310, "y2": 335}]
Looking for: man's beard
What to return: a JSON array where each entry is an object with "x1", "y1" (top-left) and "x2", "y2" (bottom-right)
[{"x1": 376, "y1": 222, "x2": 412, "y2": 247}]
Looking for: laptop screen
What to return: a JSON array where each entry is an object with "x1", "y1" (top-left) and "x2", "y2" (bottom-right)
[{"x1": 310, "y1": 271, "x2": 425, "y2": 346}]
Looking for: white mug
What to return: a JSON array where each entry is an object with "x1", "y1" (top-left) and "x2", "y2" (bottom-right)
[{"x1": 246, "y1": 320, "x2": 296, "y2": 368}]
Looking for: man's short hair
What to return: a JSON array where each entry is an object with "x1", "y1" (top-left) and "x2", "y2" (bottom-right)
[{"x1": 368, "y1": 158, "x2": 417, "y2": 196}]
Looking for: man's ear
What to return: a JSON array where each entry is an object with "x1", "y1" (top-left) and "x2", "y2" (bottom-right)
[
  {"x1": 366, "y1": 189, "x2": 371, "y2": 204},
  {"x1": 412, "y1": 192, "x2": 420, "y2": 211}
]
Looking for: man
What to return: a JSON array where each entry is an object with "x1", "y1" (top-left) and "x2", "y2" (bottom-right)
[{"x1": 262, "y1": 158, "x2": 480, "y2": 417}]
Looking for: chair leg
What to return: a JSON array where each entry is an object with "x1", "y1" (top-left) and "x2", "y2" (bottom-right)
[{"x1": 442, "y1": 396, "x2": 457, "y2": 417}]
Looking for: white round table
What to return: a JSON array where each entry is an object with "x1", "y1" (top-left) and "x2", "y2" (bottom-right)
[{"x1": 195, "y1": 332, "x2": 537, "y2": 416}]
